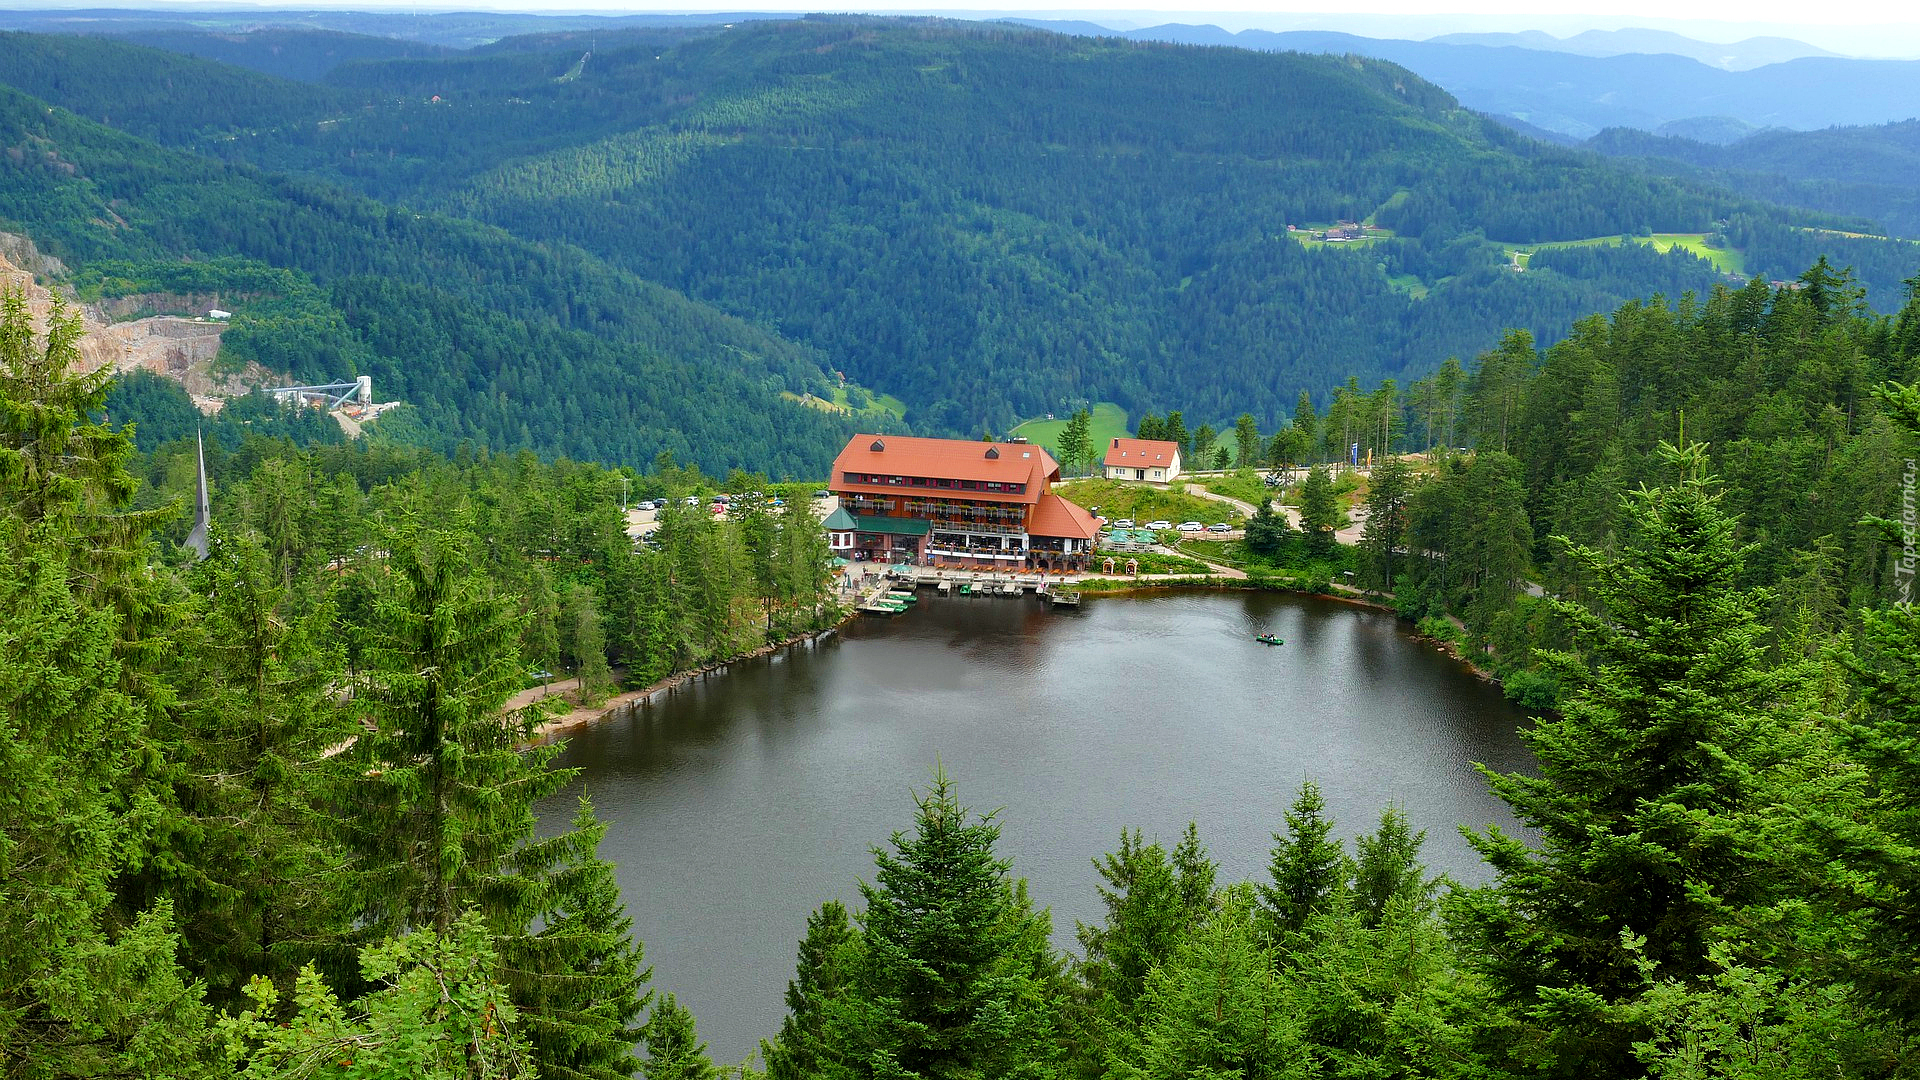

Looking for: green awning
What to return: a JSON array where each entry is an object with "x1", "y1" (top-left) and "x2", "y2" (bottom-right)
[{"x1": 851, "y1": 514, "x2": 931, "y2": 537}]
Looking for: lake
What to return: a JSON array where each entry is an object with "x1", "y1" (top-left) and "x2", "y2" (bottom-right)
[{"x1": 539, "y1": 589, "x2": 1534, "y2": 1062}]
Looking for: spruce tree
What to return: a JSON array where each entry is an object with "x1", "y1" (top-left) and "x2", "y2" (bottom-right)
[
  {"x1": 1258, "y1": 782, "x2": 1348, "y2": 941},
  {"x1": 842, "y1": 769, "x2": 1063, "y2": 1077},
  {"x1": 346, "y1": 529, "x2": 652, "y2": 1080},
  {"x1": 1299, "y1": 466, "x2": 1339, "y2": 558},
  {"x1": 1349, "y1": 806, "x2": 1432, "y2": 929},
  {"x1": 1358, "y1": 455, "x2": 1413, "y2": 590},
  {"x1": 763, "y1": 900, "x2": 860, "y2": 1080},
  {"x1": 640, "y1": 994, "x2": 719, "y2": 1080},
  {"x1": 0, "y1": 289, "x2": 221, "y2": 1075},
  {"x1": 1059, "y1": 408, "x2": 1094, "y2": 477},
  {"x1": 154, "y1": 532, "x2": 356, "y2": 1000},
  {"x1": 1123, "y1": 885, "x2": 1289, "y2": 1078},
  {"x1": 505, "y1": 798, "x2": 651, "y2": 1080},
  {"x1": 1454, "y1": 442, "x2": 1808, "y2": 1077},
  {"x1": 1234, "y1": 414, "x2": 1260, "y2": 469},
  {"x1": 347, "y1": 527, "x2": 553, "y2": 937}
]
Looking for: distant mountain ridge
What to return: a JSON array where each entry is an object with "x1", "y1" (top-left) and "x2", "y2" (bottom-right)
[
  {"x1": 1427, "y1": 28, "x2": 1836, "y2": 70},
  {"x1": 1014, "y1": 20, "x2": 1920, "y2": 139}
]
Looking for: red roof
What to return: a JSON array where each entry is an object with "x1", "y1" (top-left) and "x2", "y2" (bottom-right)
[
  {"x1": 1103, "y1": 438, "x2": 1181, "y2": 469},
  {"x1": 1028, "y1": 491, "x2": 1101, "y2": 541},
  {"x1": 831, "y1": 435, "x2": 1059, "y2": 505}
]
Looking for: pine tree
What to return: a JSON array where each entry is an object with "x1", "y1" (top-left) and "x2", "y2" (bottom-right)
[
  {"x1": 506, "y1": 798, "x2": 651, "y2": 1080},
  {"x1": 1358, "y1": 455, "x2": 1413, "y2": 590},
  {"x1": 1258, "y1": 782, "x2": 1348, "y2": 941},
  {"x1": 1454, "y1": 442, "x2": 1810, "y2": 1077},
  {"x1": 1234, "y1": 414, "x2": 1261, "y2": 469},
  {"x1": 764, "y1": 901, "x2": 860, "y2": 1080},
  {"x1": 1349, "y1": 806, "x2": 1432, "y2": 929},
  {"x1": 844, "y1": 769, "x2": 1063, "y2": 1077},
  {"x1": 1299, "y1": 466, "x2": 1339, "y2": 558},
  {"x1": 640, "y1": 994, "x2": 719, "y2": 1080}
]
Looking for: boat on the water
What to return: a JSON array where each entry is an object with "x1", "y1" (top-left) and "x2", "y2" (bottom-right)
[{"x1": 1255, "y1": 633, "x2": 1284, "y2": 646}]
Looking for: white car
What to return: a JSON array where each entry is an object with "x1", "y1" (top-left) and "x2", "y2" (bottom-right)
[
  {"x1": 1144, "y1": 520, "x2": 1173, "y2": 530},
  {"x1": 1112, "y1": 518, "x2": 1136, "y2": 529},
  {"x1": 1177, "y1": 521, "x2": 1203, "y2": 531},
  {"x1": 1208, "y1": 523, "x2": 1233, "y2": 533}
]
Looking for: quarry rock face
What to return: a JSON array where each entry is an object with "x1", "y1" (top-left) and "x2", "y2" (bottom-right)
[{"x1": 0, "y1": 232, "x2": 264, "y2": 412}]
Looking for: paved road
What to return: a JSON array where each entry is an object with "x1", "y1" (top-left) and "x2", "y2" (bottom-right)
[{"x1": 1187, "y1": 480, "x2": 1369, "y2": 544}]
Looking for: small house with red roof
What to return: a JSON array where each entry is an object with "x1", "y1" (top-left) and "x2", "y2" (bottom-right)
[
  {"x1": 1102, "y1": 438, "x2": 1183, "y2": 483},
  {"x1": 828, "y1": 434, "x2": 1100, "y2": 570}
]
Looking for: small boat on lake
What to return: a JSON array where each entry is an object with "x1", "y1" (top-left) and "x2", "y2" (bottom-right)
[{"x1": 1255, "y1": 633, "x2": 1284, "y2": 646}]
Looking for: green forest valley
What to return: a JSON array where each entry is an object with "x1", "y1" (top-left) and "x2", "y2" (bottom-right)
[
  {"x1": 7, "y1": 247, "x2": 1920, "y2": 1077},
  {"x1": 7, "y1": 10, "x2": 1920, "y2": 1079},
  {"x1": 4, "y1": 18, "x2": 1920, "y2": 468}
]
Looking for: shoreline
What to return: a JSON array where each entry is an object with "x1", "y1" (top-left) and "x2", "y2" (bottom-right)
[
  {"x1": 523, "y1": 614, "x2": 856, "y2": 745},
  {"x1": 522, "y1": 572, "x2": 1516, "y2": 745}
]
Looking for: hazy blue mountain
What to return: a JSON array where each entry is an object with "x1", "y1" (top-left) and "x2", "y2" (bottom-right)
[
  {"x1": 0, "y1": 8, "x2": 760, "y2": 49},
  {"x1": 111, "y1": 28, "x2": 453, "y2": 82},
  {"x1": 1428, "y1": 28, "x2": 1837, "y2": 70},
  {"x1": 1021, "y1": 21, "x2": 1920, "y2": 138}
]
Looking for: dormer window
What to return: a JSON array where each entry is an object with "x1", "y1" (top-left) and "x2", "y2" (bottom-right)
[
  {"x1": 985, "y1": 447, "x2": 1000, "y2": 459},
  {"x1": 870, "y1": 439, "x2": 885, "y2": 452}
]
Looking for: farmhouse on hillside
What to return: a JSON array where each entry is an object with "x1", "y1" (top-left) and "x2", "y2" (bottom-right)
[{"x1": 1103, "y1": 437, "x2": 1182, "y2": 483}]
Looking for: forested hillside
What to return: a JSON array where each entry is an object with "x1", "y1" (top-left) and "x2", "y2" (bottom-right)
[
  {"x1": 5, "y1": 19, "x2": 1893, "y2": 445},
  {"x1": 1587, "y1": 121, "x2": 1920, "y2": 240},
  {"x1": 0, "y1": 55, "x2": 862, "y2": 474}
]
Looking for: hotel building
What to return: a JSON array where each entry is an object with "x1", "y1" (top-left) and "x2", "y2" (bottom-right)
[{"x1": 824, "y1": 434, "x2": 1101, "y2": 571}]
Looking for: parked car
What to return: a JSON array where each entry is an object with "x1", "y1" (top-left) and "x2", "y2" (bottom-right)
[
  {"x1": 1144, "y1": 520, "x2": 1173, "y2": 530},
  {"x1": 1177, "y1": 521, "x2": 1203, "y2": 531},
  {"x1": 1112, "y1": 518, "x2": 1136, "y2": 529},
  {"x1": 1208, "y1": 522, "x2": 1233, "y2": 533},
  {"x1": 813, "y1": 489, "x2": 831, "y2": 498},
  {"x1": 683, "y1": 496, "x2": 700, "y2": 506}
]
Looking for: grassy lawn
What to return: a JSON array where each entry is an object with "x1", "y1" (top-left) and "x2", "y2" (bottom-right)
[
  {"x1": 1057, "y1": 478, "x2": 1241, "y2": 525},
  {"x1": 1507, "y1": 233, "x2": 1746, "y2": 276},
  {"x1": 1651, "y1": 233, "x2": 1745, "y2": 275},
  {"x1": 781, "y1": 385, "x2": 907, "y2": 422},
  {"x1": 1385, "y1": 271, "x2": 1430, "y2": 300},
  {"x1": 1196, "y1": 469, "x2": 1274, "y2": 509},
  {"x1": 1012, "y1": 402, "x2": 1129, "y2": 464}
]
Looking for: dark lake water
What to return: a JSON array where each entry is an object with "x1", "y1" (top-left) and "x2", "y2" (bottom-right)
[{"x1": 538, "y1": 590, "x2": 1534, "y2": 1063}]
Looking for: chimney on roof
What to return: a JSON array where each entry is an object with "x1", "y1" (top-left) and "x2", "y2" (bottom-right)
[{"x1": 1112, "y1": 438, "x2": 1119, "y2": 446}]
